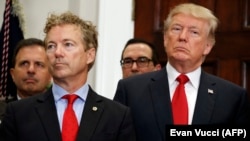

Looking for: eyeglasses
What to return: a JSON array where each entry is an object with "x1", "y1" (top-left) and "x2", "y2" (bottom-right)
[{"x1": 120, "y1": 57, "x2": 152, "y2": 68}]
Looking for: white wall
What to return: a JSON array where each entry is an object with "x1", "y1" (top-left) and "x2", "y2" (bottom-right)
[{"x1": 0, "y1": 0, "x2": 134, "y2": 99}]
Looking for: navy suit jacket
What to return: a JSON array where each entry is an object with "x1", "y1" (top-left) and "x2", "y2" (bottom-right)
[
  {"x1": 0, "y1": 86, "x2": 136, "y2": 141},
  {"x1": 114, "y1": 68, "x2": 249, "y2": 141}
]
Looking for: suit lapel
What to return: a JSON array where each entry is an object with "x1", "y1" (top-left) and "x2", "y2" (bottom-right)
[
  {"x1": 150, "y1": 69, "x2": 172, "y2": 136},
  {"x1": 77, "y1": 87, "x2": 103, "y2": 141},
  {"x1": 150, "y1": 69, "x2": 218, "y2": 125},
  {"x1": 192, "y1": 71, "x2": 218, "y2": 124},
  {"x1": 35, "y1": 88, "x2": 62, "y2": 141}
]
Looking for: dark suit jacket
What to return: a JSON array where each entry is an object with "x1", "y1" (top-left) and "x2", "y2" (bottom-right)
[
  {"x1": 0, "y1": 96, "x2": 17, "y2": 122},
  {"x1": 0, "y1": 101, "x2": 7, "y2": 121},
  {"x1": 114, "y1": 68, "x2": 249, "y2": 141},
  {"x1": 0, "y1": 86, "x2": 136, "y2": 141}
]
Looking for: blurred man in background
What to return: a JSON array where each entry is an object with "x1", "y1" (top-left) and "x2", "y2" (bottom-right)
[{"x1": 120, "y1": 38, "x2": 161, "y2": 78}]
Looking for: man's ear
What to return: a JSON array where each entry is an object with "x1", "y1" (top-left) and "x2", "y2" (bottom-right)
[
  {"x1": 154, "y1": 64, "x2": 162, "y2": 71},
  {"x1": 203, "y1": 41, "x2": 213, "y2": 55},
  {"x1": 163, "y1": 32, "x2": 168, "y2": 51},
  {"x1": 87, "y1": 48, "x2": 96, "y2": 64},
  {"x1": 10, "y1": 68, "x2": 15, "y2": 80}
]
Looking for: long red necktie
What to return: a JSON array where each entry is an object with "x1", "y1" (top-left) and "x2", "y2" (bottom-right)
[
  {"x1": 62, "y1": 94, "x2": 79, "y2": 141},
  {"x1": 172, "y1": 74, "x2": 189, "y2": 125}
]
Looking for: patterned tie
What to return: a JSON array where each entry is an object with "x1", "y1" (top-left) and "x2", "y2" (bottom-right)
[
  {"x1": 62, "y1": 94, "x2": 79, "y2": 141},
  {"x1": 172, "y1": 74, "x2": 189, "y2": 125}
]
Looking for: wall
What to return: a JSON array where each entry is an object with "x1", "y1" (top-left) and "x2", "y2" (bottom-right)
[{"x1": 0, "y1": 0, "x2": 134, "y2": 99}]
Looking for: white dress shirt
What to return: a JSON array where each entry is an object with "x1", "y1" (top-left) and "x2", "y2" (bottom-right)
[
  {"x1": 166, "y1": 62, "x2": 201, "y2": 124},
  {"x1": 52, "y1": 83, "x2": 89, "y2": 131}
]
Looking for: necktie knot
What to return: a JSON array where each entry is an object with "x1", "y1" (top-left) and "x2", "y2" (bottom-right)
[
  {"x1": 63, "y1": 94, "x2": 78, "y2": 104},
  {"x1": 177, "y1": 74, "x2": 189, "y2": 84}
]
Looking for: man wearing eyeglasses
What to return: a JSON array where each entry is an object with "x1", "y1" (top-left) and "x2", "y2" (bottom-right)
[{"x1": 120, "y1": 38, "x2": 162, "y2": 78}]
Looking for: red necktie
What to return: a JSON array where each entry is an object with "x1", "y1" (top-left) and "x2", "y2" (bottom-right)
[
  {"x1": 172, "y1": 74, "x2": 189, "y2": 125},
  {"x1": 62, "y1": 94, "x2": 79, "y2": 141}
]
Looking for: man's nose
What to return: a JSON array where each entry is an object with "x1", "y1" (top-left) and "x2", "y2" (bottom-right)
[
  {"x1": 27, "y1": 64, "x2": 35, "y2": 72},
  {"x1": 131, "y1": 61, "x2": 139, "y2": 69},
  {"x1": 179, "y1": 29, "x2": 188, "y2": 42}
]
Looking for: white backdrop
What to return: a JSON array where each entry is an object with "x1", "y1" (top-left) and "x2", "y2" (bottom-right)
[{"x1": 0, "y1": 0, "x2": 134, "y2": 99}]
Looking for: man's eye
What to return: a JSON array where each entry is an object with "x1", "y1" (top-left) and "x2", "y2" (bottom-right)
[
  {"x1": 173, "y1": 27, "x2": 180, "y2": 31},
  {"x1": 19, "y1": 61, "x2": 29, "y2": 67},
  {"x1": 190, "y1": 30, "x2": 199, "y2": 36},
  {"x1": 171, "y1": 26, "x2": 181, "y2": 32},
  {"x1": 138, "y1": 58, "x2": 147, "y2": 62},
  {"x1": 65, "y1": 42, "x2": 73, "y2": 47},
  {"x1": 47, "y1": 44, "x2": 55, "y2": 50},
  {"x1": 36, "y1": 62, "x2": 45, "y2": 68},
  {"x1": 124, "y1": 60, "x2": 132, "y2": 64}
]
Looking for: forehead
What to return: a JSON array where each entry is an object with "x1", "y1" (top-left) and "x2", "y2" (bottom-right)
[
  {"x1": 123, "y1": 43, "x2": 153, "y2": 58},
  {"x1": 170, "y1": 13, "x2": 209, "y2": 29},
  {"x1": 16, "y1": 45, "x2": 46, "y2": 59},
  {"x1": 46, "y1": 24, "x2": 83, "y2": 42}
]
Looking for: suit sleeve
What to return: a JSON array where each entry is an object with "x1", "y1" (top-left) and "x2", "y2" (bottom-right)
[
  {"x1": 113, "y1": 80, "x2": 128, "y2": 106},
  {"x1": 117, "y1": 107, "x2": 136, "y2": 141},
  {"x1": 0, "y1": 102, "x2": 17, "y2": 141},
  {"x1": 235, "y1": 90, "x2": 250, "y2": 124}
]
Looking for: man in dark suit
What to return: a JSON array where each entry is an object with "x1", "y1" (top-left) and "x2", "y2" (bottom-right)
[
  {"x1": 0, "y1": 38, "x2": 51, "y2": 122},
  {"x1": 114, "y1": 3, "x2": 249, "y2": 141},
  {"x1": 0, "y1": 11, "x2": 136, "y2": 141}
]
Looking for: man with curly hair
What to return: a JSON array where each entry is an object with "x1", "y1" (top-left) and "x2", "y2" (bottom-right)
[{"x1": 0, "y1": 11, "x2": 136, "y2": 141}]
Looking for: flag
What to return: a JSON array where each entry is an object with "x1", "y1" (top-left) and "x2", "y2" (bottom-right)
[
  {"x1": 0, "y1": 0, "x2": 24, "y2": 101},
  {"x1": 208, "y1": 89, "x2": 214, "y2": 94}
]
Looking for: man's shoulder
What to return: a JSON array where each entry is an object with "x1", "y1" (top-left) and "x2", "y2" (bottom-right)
[
  {"x1": 123, "y1": 69, "x2": 165, "y2": 83},
  {"x1": 6, "y1": 93, "x2": 45, "y2": 109},
  {"x1": 202, "y1": 71, "x2": 246, "y2": 91},
  {"x1": 96, "y1": 93, "x2": 128, "y2": 108}
]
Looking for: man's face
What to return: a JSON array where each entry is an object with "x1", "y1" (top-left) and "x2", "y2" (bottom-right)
[
  {"x1": 45, "y1": 24, "x2": 95, "y2": 83},
  {"x1": 121, "y1": 43, "x2": 160, "y2": 78},
  {"x1": 164, "y1": 13, "x2": 213, "y2": 71},
  {"x1": 10, "y1": 45, "x2": 51, "y2": 97}
]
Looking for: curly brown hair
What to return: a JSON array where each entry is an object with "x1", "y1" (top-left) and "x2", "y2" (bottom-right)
[{"x1": 43, "y1": 11, "x2": 98, "y2": 71}]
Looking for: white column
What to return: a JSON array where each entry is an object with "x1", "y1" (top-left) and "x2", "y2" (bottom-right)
[{"x1": 94, "y1": 0, "x2": 134, "y2": 99}]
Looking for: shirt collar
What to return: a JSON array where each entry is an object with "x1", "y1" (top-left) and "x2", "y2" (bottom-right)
[
  {"x1": 52, "y1": 82, "x2": 89, "y2": 102},
  {"x1": 166, "y1": 62, "x2": 201, "y2": 89}
]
